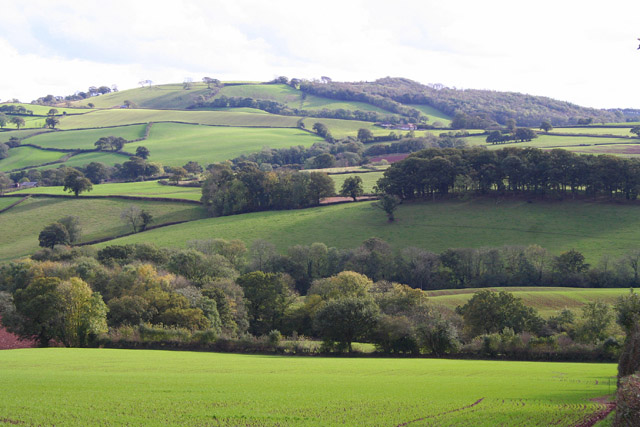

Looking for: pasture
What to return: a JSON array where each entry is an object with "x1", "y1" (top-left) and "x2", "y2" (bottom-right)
[
  {"x1": 330, "y1": 171, "x2": 384, "y2": 193},
  {"x1": 13, "y1": 180, "x2": 202, "y2": 201},
  {"x1": 127, "y1": 123, "x2": 324, "y2": 167},
  {"x1": 57, "y1": 108, "x2": 301, "y2": 129},
  {"x1": 72, "y1": 83, "x2": 212, "y2": 109},
  {"x1": 0, "y1": 129, "x2": 52, "y2": 143},
  {"x1": 0, "y1": 146, "x2": 65, "y2": 172},
  {"x1": 96, "y1": 198, "x2": 640, "y2": 262},
  {"x1": 0, "y1": 348, "x2": 615, "y2": 426},
  {"x1": 1, "y1": 103, "x2": 93, "y2": 116},
  {"x1": 0, "y1": 196, "x2": 207, "y2": 261},
  {"x1": 427, "y1": 287, "x2": 635, "y2": 318},
  {"x1": 25, "y1": 124, "x2": 147, "y2": 149}
]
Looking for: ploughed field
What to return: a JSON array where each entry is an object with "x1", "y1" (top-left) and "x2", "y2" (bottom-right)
[{"x1": 0, "y1": 348, "x2": 615, "y2": 426}]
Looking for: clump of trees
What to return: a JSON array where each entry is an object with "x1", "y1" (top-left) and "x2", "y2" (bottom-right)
[
  {"x1": 377, "y1": 146, "x2": 640, "y2": 200},
  {"x1": 201, "y1": 162, "x2": 335, "y2": 216}
]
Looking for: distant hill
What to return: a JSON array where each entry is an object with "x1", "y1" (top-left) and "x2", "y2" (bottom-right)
[{"x1": 299, "y1": 77, "x2": 626, "y2": 127}]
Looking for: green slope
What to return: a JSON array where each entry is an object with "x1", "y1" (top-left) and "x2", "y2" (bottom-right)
[
  {"x1": 57, "y1": 108, "x2": 300, "y2": 129},
  {"x1": 71, "y1": 84, "x2": 212, "y2": 109},
  {"x1": 25, "y1": 124, "x2": 147, "y2": 149},
  {"x1": 0, "y1": 197, "x2": 207, "y2": 261},
  {"x1": 427, "y1": 287, "x2": 635, "y2": 317},
  {"x1": 0, "y1": 147, "x2": 65, "y2": 172},
  {"x1": 96, "y1": 198, "x2": 640, "y2": 262},
  {"x1": 127, "y1": 123, "x2": 324, "y2": 167},
  {"x1": 13, "y1": 180, "x2": 202, "y2": 201}
]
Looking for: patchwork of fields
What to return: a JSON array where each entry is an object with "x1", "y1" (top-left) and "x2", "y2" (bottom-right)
[{"x1": 0, "y1": 348, "x2": 616, "y2": 426}]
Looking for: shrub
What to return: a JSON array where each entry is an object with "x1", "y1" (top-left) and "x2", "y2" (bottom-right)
[{"x1": 615, "y1": 374, "x2": 640, "y2": 426}]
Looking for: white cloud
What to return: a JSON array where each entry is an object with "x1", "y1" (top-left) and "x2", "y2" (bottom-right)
[{"x1": 0, "y1": 0, "x2": 639, "y2": 108}]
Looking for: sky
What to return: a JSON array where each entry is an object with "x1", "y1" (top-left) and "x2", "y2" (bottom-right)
[{"x1": 1, "y1": 0, "x2": 638, "y2": 109}]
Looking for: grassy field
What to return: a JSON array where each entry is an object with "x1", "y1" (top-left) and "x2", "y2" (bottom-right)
[
  {"x1": 427, "y1": 287, "x2": 635, "y2": 318},
  {"x1": 464, "y1": 134, "x2": 637, "y2": 150},
  {"x1": 25, "y1": 124, "x2": 147, "y2": 149},
  {"x1": 407, "y1": 104, "x2": 452, "y2": 126},
  {"x1": 96, "y1": 198, "x2": 640, "y2": 262},
  {"x1": 0, "y1": 129, "x2": 53, "y2": 143},
  {"x1": 0, "y1": 196, "x2": 207, "y2": 261},
  {"x1": 0, "y1": 348, "x2": 615, "y2": 426},
  {"x1": 330, "y1": 171, "x2": 384, "y2": 193},
  {"x1": 13, "y1": 180, "x2": 202, "y2": 201},
  {"x1": 57, "y1": 108, "x2": 301, "y2": 129},
  {"x1": 0, "y1": 197, "x2": 19, "y2": 210},
  {"x1": 0, "y1": 146, "x2": 65, "y2": 172},
  {"x1": 72, "y1": 84, "x2": 213, "y2": 109},
  {"x1": 1, "y1": 103, "x2": 94, "y2": 116},
  {"x1": 127, "y1": 122, "x2": 324, "y2": 167},
  {"x1": 551, "y1": 127, "x2": 635, "y2": 136}
]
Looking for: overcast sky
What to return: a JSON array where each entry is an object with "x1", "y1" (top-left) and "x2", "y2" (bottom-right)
[{"x1": 1, "y1": 0, "x2": 638, "y2": 109}]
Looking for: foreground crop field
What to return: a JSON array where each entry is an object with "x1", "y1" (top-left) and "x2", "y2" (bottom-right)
[
  {"x1": 100, "y1": 198, "x2": 640, "y2": 262},
  {"x1": 427, "y1": 287, "x2": 635, "y2": 318},
  {"x1": 0, "y1": 348, "x2": 614, "y2": 426}
]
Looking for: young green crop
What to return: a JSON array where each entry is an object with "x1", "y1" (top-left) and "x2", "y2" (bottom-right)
[{"x1": 0, "y1": 348, "x2": 615, "y2": 426}]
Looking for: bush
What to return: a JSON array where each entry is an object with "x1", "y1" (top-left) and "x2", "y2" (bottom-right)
[{"x1": 615, "y1": 374, "x2": 640, "y2": 426}]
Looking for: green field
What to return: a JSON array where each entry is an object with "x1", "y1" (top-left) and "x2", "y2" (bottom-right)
[
  {"x1": 1, "y1": 103, "x2": 94, "y2": 116},
  {"x1": 427, "y1": 287, "x2": 635, "y2": 318},
  {"x1": 330, "y1": 171, "x2": 384, "y2": 193},
  {"x1": 0, "y1": 197, "x2": 207, "y2": 261},
  {"x1": 465, "y1": 134, "x2": 636, "y2": 149},
  {"x1": 127, "y1": 122, "x2": 324, "y2": 167},
  {"x1": 13, "y1": 180, "x2": 202, "y2": 201},
  {"x1": 72, "y1": 84, "x2": 212, "y2": 109},
  {"x1": 58, "y1": 108, "x2": 301, "y2": 129},
  {"x1": 25, "y1": 124, "x2": 147, "y2": 149},
  {"x1": 0, "y1": 348, "x2": 615, "y2": 426},
  {"x1": 0, "y1": 197, "x2": 20, "y2": 210},
  {"x1": 0, "y1": 129, "x2": 53, "y2": 143},
  {"x1": 551, "y1": 127, "x2": 635, "y2": 136},
  {"x1": 0, "y1": 146, "x2": 65, "y2": 172},
  {"x1": 97, "y1": 198, "x2": 640, "y2": 262},
  {"x1": 407, "y1": 104, "x2": 452, "y2": 126}
]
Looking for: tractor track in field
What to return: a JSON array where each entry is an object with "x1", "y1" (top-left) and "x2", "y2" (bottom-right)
[
  {"x1": 574, "y1": 396, "x2": 615, "y2": 427},
  {"x1": 396, "y1": 397, "x2": 485, "y2": 426}
]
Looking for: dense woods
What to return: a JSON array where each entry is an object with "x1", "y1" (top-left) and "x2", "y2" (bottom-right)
[{"x1": 299, "y1": 77, "x2": 625, "y2": 126}]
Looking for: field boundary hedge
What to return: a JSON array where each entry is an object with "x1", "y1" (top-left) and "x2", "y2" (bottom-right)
[
  {"x1": 1, "y1": 193, "x2": 201, "y2": 204},
  {"x1": 75, "y1": 219, "x2": 195, "y2": 246},
  {"x1": 0, "y1": 195, "x2": 31, "y2": 214}
]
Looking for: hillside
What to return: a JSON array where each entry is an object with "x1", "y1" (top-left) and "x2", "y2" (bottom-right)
[{"x1": 299, "y1": 77, "x2": 625, "y2": 126}]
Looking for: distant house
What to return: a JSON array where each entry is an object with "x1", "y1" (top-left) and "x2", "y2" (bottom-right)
[
  {"x1": 377, "y1": 123, "x2": 417, "y2": 131},
  {"x1": 17, "y1": 181, "x2": 38, "y2": 188}
]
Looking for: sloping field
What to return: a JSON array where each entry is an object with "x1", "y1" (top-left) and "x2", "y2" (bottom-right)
[
  {"x1": 426, "y1": 287, "x2": 635, "y2": 317},
  {"x1": 58, "y1": 109, "x2": 301, "y2": 129},
  {"x1": 465, "y1": 134, "x2": 635, "y2": 149},
  {"x1": 25, "y1": 124, "x2": 147, "y2": 149},
  {"x1": 0, "y1": 129, "x2": 53, "y2": 143},
  {"x1": 0, "y1": 196, "x2": 207, "y2": 261},
  {"x1": 0, "y1": 146, "x2": 65, "y2": 172},
  {"x1": 330, "y1": 171, "x2": 384, "y2": 194},
  {"x1": 127, "y1": 123, "x2": 324, "y2": 167},
  {"x1": 1, "y1": 103, "x2": 94, "y2": 115},
  {"x1": 71, "y1": 84, "x2": 212, "y2": 109},
  {"x1": 0, "y1": 348, "x2": 615, "y2": 426},
  {"x1": 50, "y1": 151, "x2": 130, "y2": 169},
  {"x1": 551, "y1": 127, "x2": 635, "y2": 136},
  {"x1": 13, "y1": 180, "x2": 202, "y2": 201},
  {"x1": 97, "y1": 198, "x2": 640, "y2": 262},
  {"x1": 407, "y1": 104, "x2": 452, "y2": 126}
]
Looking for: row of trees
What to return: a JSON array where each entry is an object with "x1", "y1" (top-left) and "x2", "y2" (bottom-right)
[
  {"x1": 377, "y1": 146, "x2": 640, "y2": 200},
  {"x1": 2, "y1": 242, "x2": 639, "y2": 360},
  {"x1": 201, "y1": 162, "x2": 335, "y2": 216}
]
